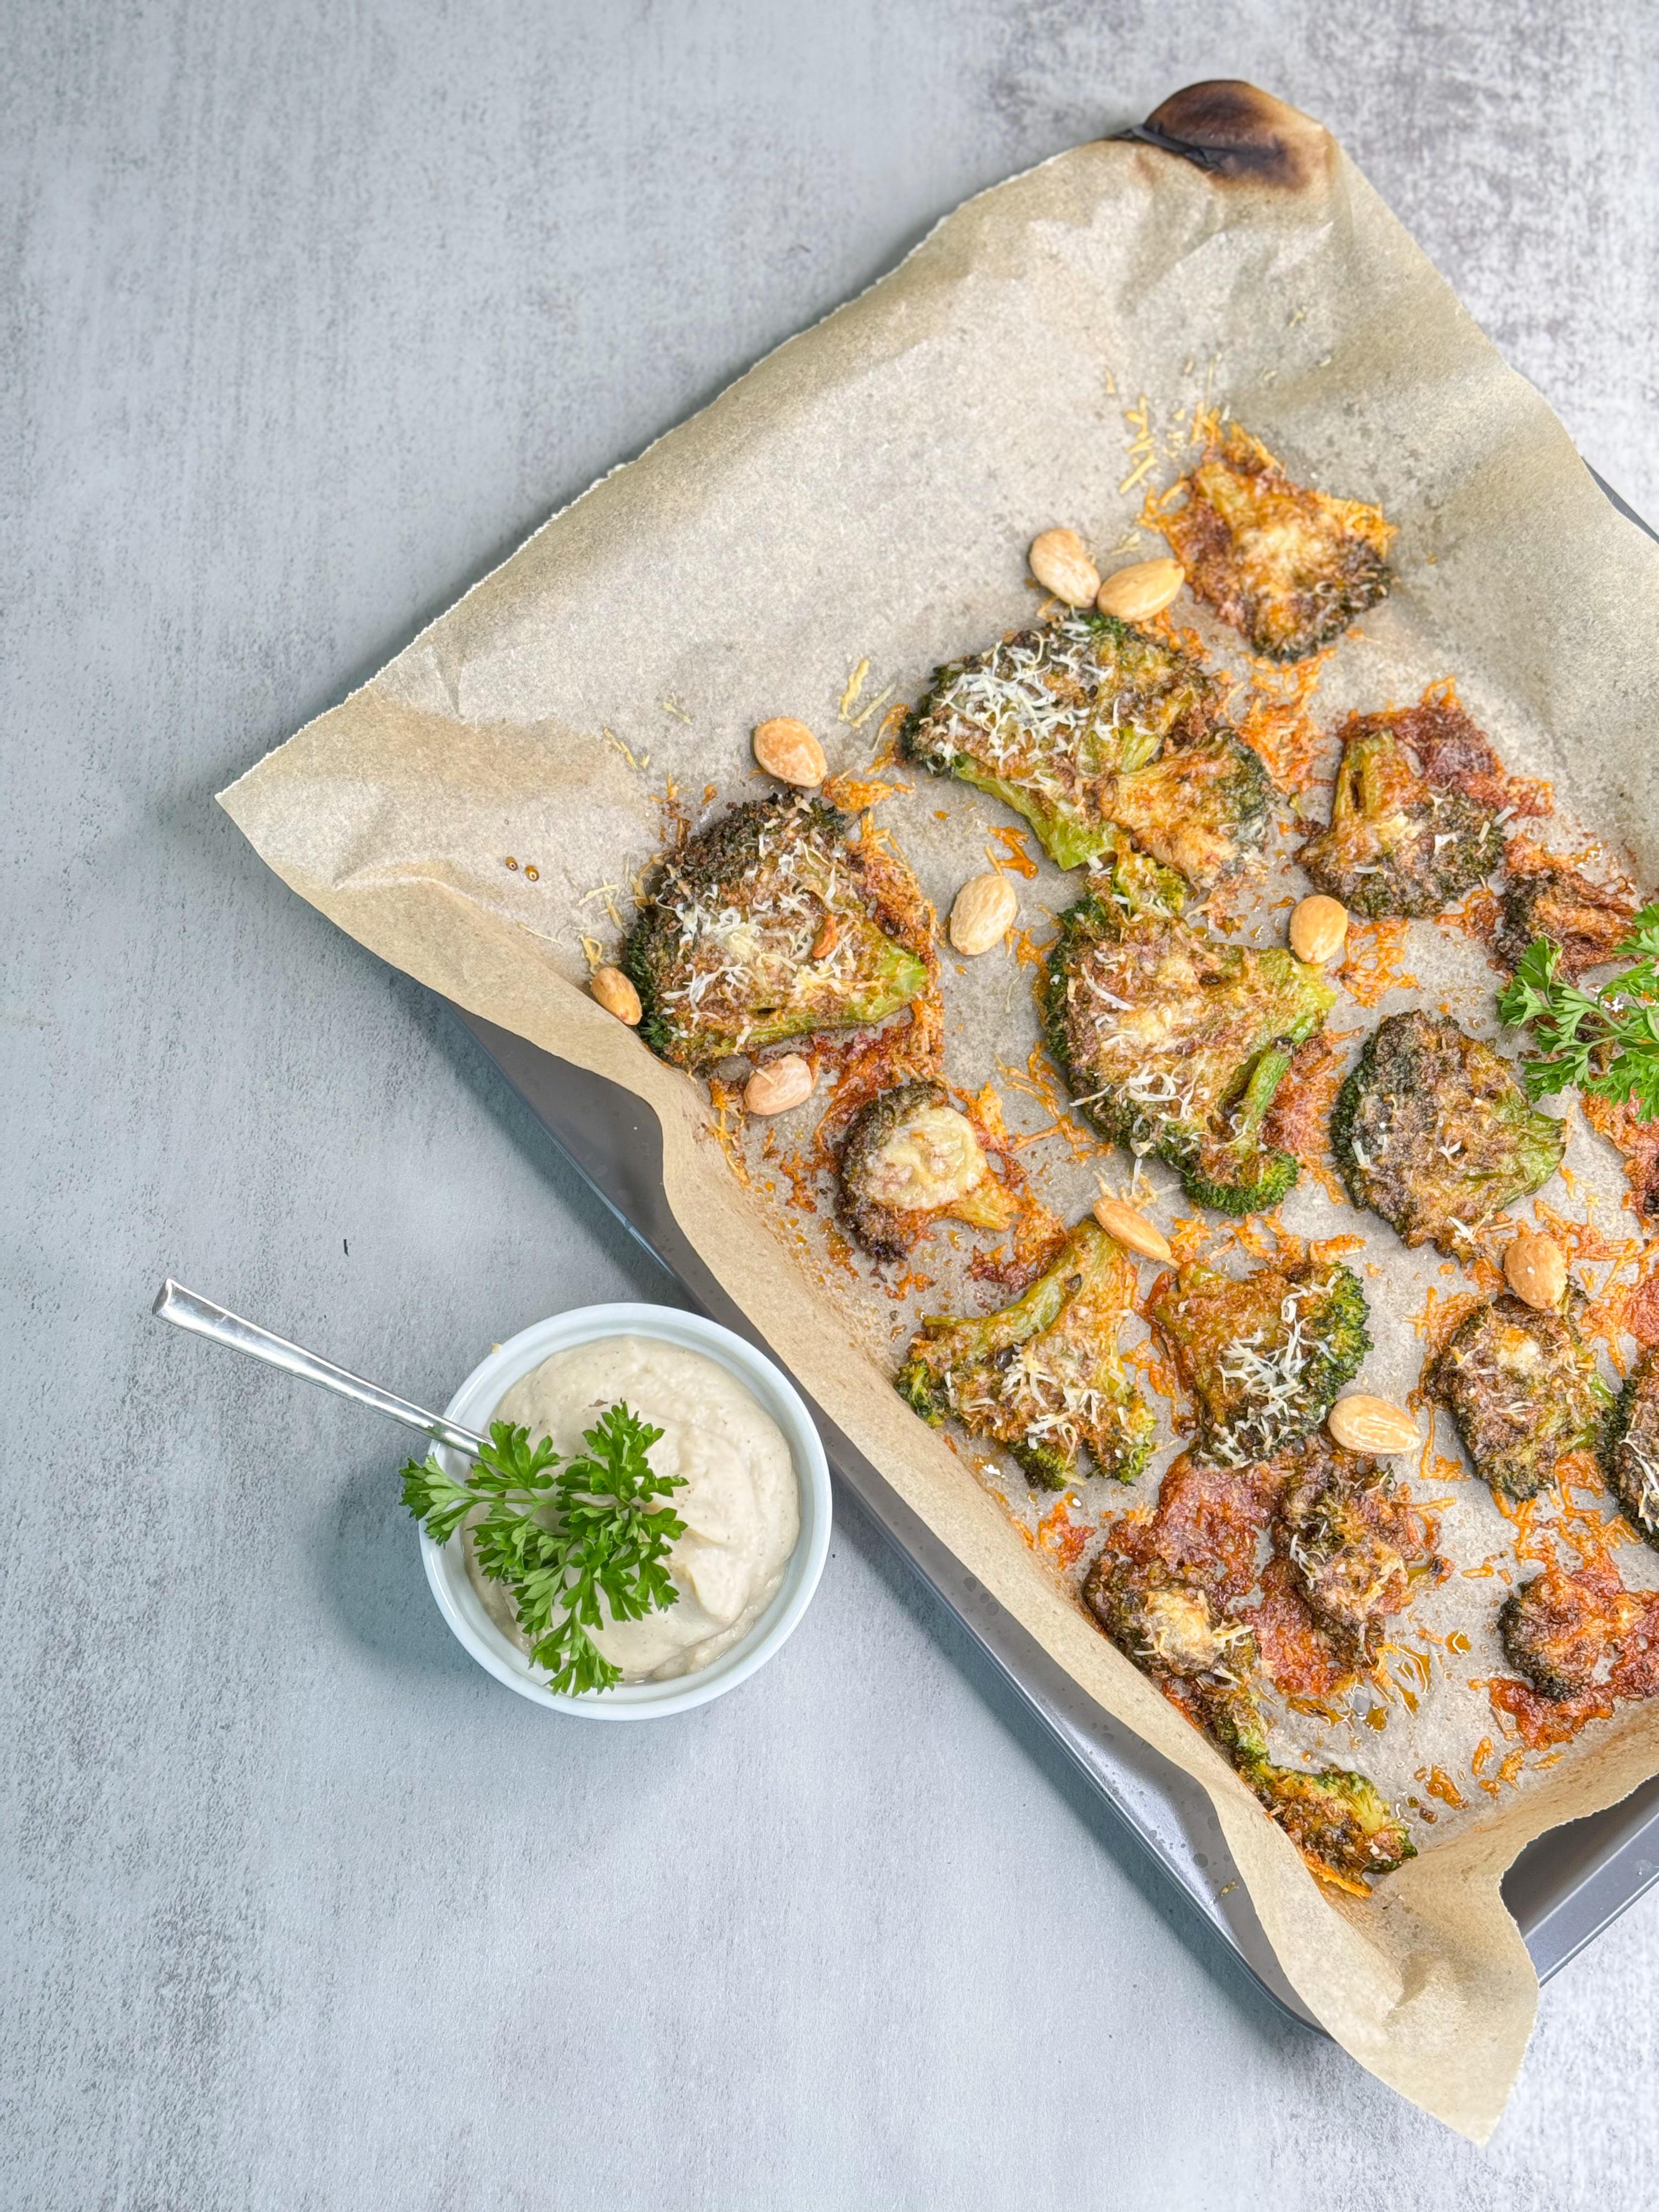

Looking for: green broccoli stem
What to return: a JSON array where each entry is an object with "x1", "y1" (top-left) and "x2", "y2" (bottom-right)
[
  {"x1": 941, "y1": 763, "x2": 1118, "y2": 873},
  {"x1": 1175, "y1": 1040, "x2": 1301, "y2": 1214}
]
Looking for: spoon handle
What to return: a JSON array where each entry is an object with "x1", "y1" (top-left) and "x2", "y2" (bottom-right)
[{"x1": 151, "y1": 1279, "x2": 489, "y2": 1459}]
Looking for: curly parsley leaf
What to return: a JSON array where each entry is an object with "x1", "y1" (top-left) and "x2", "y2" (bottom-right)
[
  {"x1": 1498, "y1": 905, "x2": 1659, "y2": 1121},
  {"x1": 399, "y1": 1403, "x2": 682, "y2": 1696}
]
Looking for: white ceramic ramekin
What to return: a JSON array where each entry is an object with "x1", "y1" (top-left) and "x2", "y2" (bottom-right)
[{"x1": 419, "y1": 1302, "x2": 832, "y2": 1718}]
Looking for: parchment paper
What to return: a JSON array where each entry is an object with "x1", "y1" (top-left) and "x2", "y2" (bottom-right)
[{"x1": 219, "y1": 84, "x2": 1659, "y2": 2137}]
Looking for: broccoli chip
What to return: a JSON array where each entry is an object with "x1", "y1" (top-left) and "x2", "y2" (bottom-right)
[
  {"x1": 1582, "y1": 1091, "x2": 1659, "y2": 1226},
  {"x1": 623, "y1": 794, "x2": 929, "y2": 1070},
  {"x1": 1082, "y1": 1455, "x2": 1277, "y2": 1674},
  {"x1": 1045, "y1": 851, "x2": 1335, "y2": 1214},
  {"x1": 1156, "y1": 420, "x2": 1394, "y2": 662},
  {"x1": 1083, "y1": 1450, "x2": 1414, "y2": 1883},
  {"x1": 902, "y1": 610, "x2": 1271, "y2": 888},
  {"x1": 1499, "y1": 1559, "x2": 1659, "y2": 1702},
  {"x1": 1496, "y1": 837, "x2": 1639, "y2": 981},
  {"x1": 1083, "y1": 1549, "x2": 1256, "y2": 1680},
  {"x1": 1246, "y1": 1760, "x2": 1417, "y2": 1883},
  {"x1": 1333, "y1": 1011, "x2": 1565, "y2": 1256},
  {"x1": 1427, "y1": 1290, "x2": 1610, "y2": 1501},
  {"x1": 1602, "y1": 1348, "x2": 1659, "y2": 1550},
  {"x1": 837, "y1": 1080, "x2": 1016, "y2": 1261},
  {"x1": 1188, "y1": 1671, "x2": 1415, "y2": 1881},
  {"x1": 1278, "y1": 1439, "x2": 1445, "y2": 1666},
  {"x1": 1177, "y1": 1677, "x2": 1413, "y2": 1881},
  {"x1": 1132, "y1": 1451, "x2": 1280, "y2": 1609},
  {"x1": 1296, "y1": 699, "x2": 1503, "y2": 919},
  {"x1": 1148, "y1": 1259, "x2": 1369, "y2": 1468},
  {"x1": 896, "y1": 1217, "x2": 1155, "y2": 1490}
]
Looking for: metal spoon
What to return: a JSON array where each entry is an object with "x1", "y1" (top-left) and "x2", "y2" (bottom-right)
[{"x1": 151, "y1": 1279, "x2": 488, "y2": 1459}]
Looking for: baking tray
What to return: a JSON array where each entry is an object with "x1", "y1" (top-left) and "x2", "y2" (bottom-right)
[{"x1": 442, "y1": 466, "x2": 1659, "y2": 2030}]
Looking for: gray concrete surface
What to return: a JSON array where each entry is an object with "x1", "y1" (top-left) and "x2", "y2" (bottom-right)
[{"x1": 6, "y1": 3, "x2": 1658, "y2": 2205}]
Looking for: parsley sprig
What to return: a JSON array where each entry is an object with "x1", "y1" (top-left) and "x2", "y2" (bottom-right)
[
  {"x1": 1497, "y1": 905, "x2": 1659, "y2": 1121},
  {"x1": 402, "y1": 1402, "x2": 684, "y2": 1695}
]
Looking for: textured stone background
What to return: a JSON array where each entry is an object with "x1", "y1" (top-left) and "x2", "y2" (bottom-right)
[{"x1": 6, "y1": 3, "x2": 1657, "y2": 2205}]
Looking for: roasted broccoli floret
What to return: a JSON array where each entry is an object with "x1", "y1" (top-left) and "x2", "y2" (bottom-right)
[
  {"x1": 1148, "y1": 1258, "x2": 1369, "y2": 1468},
  {"x1": 1333, "y1": 1011, "x2": 1565, "y2": 1256},
  {"x1": 1277, "y1": 1438, "x2": 1445, "y2": 1665},
  {"x1": 1427, "y1": 1290, "x2": 1610, "y2": 1501},
  {"x1": 1084, "y1": 1454, "x2": 1413, "y2": 1883},
  {"x1": 1296, "y1": 702, "x2": 1503, "y2": 918},
  {"x1": 902, "y1": 611, "x2": 1271, "y2": 889},
  {"x1": 1496, "y1": 837, "x2": 1639, "y2": 981},
  {"x1": 837, "y1": 1080, "x2": 1017, "y2": 1261},
  {"x1": 1045, "y1": 851, "x2": 1335, "y2": 1214},
  {"x1": 1499, "y1": 1559, "x2": 1659, "y2": 1702},
  {"x1": 1180, "y1": 1678, "x2": 1413, "y2": 1880},
  {"x1": 1601, "y1": 1348, "x2": 1659, "y2": 1549},
  {"x1": 1082, "y1": 1550, "x2": 1256, "y2": 1679},
  {"x1": 623, "y1": 794, "x2": 929, "y2": 1070},
  {"x1": 1155, "y1": 419, "x2": 1394, "y2": 662},
  {"x1": 896, "y1": 1218, "x2": 1155, "y2": 1489},
  {"x1": 1245, "y1": 1759, "x2": 1417, "y2": 1881}
]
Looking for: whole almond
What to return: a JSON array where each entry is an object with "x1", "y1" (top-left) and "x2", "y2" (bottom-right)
[
  {"x1": 1289, "y1": 893, "x2": 1348, "y2": 966},
  {"x1": 1093, "y1": 1194, "x2": 1173, "y2": 1263},
  {"x1": 753, "y1": 716, "x2": 827, "y2": 787},
  {"x1": 949, "y1": 871, "x2": 1019, "y2": 956},
  {"x1": 1028, "y1": 528, "x2": 1101, "y2": 608},
  {"x1": 1096, "y1": 556, "x2": 1184, "y2": 624},
  {"x1": 590, "y1": 966, "x2": 641, "y2": 1026},
  {"x1": 1327, "y1": 1395, "x2": 1420, "y2": 1455},
  {"x1": 743, "y1": 1053, "x2": 815, "y2": 1116},
  {"x1": 811, "y1": 913, "x2": 838, "y2": 961},
  {"x1": 1504, "y1": 1229, "x2": 1567, "y2": 1310}
]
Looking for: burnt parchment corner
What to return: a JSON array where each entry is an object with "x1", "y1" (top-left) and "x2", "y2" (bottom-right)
[{"x1": 1137, "y1": 81, "x2": 1334, "y2": 194}]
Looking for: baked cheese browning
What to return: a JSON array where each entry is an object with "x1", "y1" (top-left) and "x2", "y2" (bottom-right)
[
  {"x1": 1582, "y1": 1090, "x2": 1659, "y2": 1224},
  {"x1": 1332, "y1": 1009, "x2": 1565, "y2": 1256},
  {"x1": 623, "y1": 794, "x2": 929, "y2": 1070},
  {"x1": 1147, "y1": 1259, "x2": 1370, "y2": 1469},
  {"x1": 1081, "y1": 1449, "x2": 1415, "y2": 1883},
  {"x1": 1045, "y1": 850, "x2": 1335, "y2": 1215},
  {"x1": 1496, "y1": 836, "x2": 1640, "y2": 981},
  {"x1": 896, "y1": 1217, "x2": 1155, "y2": 1490},
  {"x1": 1137, "y1": 1452, "x2": 1281, "y2": 1606},
  {"x1": 1082, "y1": 1453, "x2": 1281, "y2": 1648},
  {"x1": 1427, "y1": 1290, "x2": 1610, "y2": 1501},
  {"x1": 902, "y1": 610, "x2": 1271, "y2": 888},
  {"x1": 1156, "y1": 419, "x2": 1394, "y2": 662},
  {"x1": 1602, "y1": 1348, "x2": 1659, "y2": 1549},
  {"x1": 836, "y1": 1079, "x2": 1016, "y2": 1261},
  {"x1": 1499, "y1": 1556, "x2": 1659, "y2": 1702},
  {"x1": 1083, "y1": 1543, "x2": 1257, "y2": 1680},
  {"x1": 1277, "y1": 1437, "x2": 1447, "y2": 1665},
  {"x1": 1296, "y1": 700, "x2": 1504, "y2": 919}
]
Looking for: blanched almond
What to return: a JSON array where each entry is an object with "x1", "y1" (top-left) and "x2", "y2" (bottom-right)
[
  {"x1": 949, "y1": 871, "x2": 1019, "y2": 955},
  {"x1": 1092, "y1": 1194, "x2": 1172, "y2": 1263},
  {"x1": 590, "y1": 966, "x2": 641, "y2": 1025},
  {"x1": 1504, "y1": 1229, "x2": 1567, "y2": 1310},
  {"x1": 753, "y1": 716, "x2": 827, "y2": 786},
  {"x1": 1028, "y1": 528, "x2": 1101, "y2": 608},
  {"x1": 743, "y1": 1053, "x2": 815, "y2": 1115},
  {"x1": 1327, "y1": 1395, "x2": 1420, "y2": 1455},
  {"x1": 1289, "y1": 894, "x2": 1348, "y2": 965},
  {"x1": 1096, "y1": 556, "x2": 1184, "y2": 623}
]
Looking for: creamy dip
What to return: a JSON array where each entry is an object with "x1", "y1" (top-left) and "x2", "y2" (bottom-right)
[{"x1": 466, "y1": 1335, "x2": 800, "y2": 1683}]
